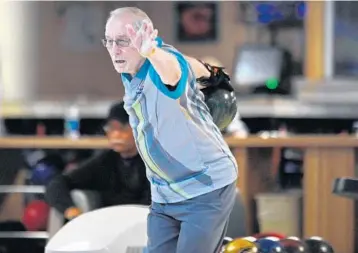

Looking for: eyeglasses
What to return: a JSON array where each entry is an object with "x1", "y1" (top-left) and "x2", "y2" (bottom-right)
[
  {"x1": 103, "y1": 125, "x2": 115, "y2": 133},
  {"x1": 103, "y1": 124, "x2": 126, "y2": 133},
  {"x1": 101, "y1": 38, "x2": 131, "y2": 48}
]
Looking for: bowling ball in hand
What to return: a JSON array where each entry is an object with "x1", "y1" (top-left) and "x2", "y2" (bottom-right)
[
  {"x1": 280, "y1": 237, "x2": 309, "y2": 253},
  {"x1": 255, "y1": 238, "x2": 284, "y2": 253},
  {"x1": 203, "y1": 87, "x2": 237, "y2": 131},
  {"x1": 223, "y1": 237, "x2": 258, "y2": 253},
  {"x1": 304, "y1": 237, "x2": 334, "y2": 253}
]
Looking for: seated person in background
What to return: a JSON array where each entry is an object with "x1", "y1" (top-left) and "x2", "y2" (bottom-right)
[
  {"x1": 185, "y1": 55, "x2": 249, "y2": 138},
  {"x1": 45, "y1": 101, "x2": 150, "y2": 220}
]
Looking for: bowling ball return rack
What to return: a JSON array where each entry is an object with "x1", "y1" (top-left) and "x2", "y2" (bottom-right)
[
  {"x1": 332, "y1": 177, "x2": 358, "y2": 252},
  {"x1": 333, "y1": 177, "x2": 358, "y2": 200}
]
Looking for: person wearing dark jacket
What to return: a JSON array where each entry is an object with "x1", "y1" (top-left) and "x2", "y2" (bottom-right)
[{"x1": 45, "y1": 101, "x2": 150, "y2": 220}]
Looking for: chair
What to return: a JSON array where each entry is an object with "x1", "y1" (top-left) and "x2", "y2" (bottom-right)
[
  {"x1": 225, "y1": 188, "x2": 247, "y2": 239},
  {"x1": 45, "y1": 205, "x2": 149, "y2": 253}
]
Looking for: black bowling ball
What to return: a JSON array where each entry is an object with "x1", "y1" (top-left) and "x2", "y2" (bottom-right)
[{"x1": 304, "y1": 237, "x2": 334, "y2": 253}]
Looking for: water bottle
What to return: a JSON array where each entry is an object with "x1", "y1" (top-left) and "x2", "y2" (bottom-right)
[{"x1": 64, "y1": 104, "x2": 80, "y2": 139}]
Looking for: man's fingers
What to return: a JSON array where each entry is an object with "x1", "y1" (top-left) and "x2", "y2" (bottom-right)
[
  {"x1": 137, "y1": 21, "x2": 146, "y2": 37},
  {"x1": 151, "y1": 29, "x2": 158, "y2": 40},
  {"x1": 126, "y1": 24, "x2": 137, "y2": 38},
  {"x1": 126, "y1": 20, "x2": 157, "y2": 52}
]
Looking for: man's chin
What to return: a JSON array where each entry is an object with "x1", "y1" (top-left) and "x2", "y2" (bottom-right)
[
  {"x1": 115, "y1": 68, "x2": 125, "y2": 74},
  {"x1": 114, "y1": 65, "x2": 128, "y2": 73},
  {"x1": 111, "y1": 145, "x2": 125, "y2": 153}
]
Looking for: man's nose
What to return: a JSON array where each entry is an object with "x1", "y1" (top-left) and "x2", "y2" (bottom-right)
[
  {"x1": 109, "y1": 130, "x2": 122, "y2": 138},
  {"x1": 109, "y1": 44, "x2": 124, "y2": 55}
]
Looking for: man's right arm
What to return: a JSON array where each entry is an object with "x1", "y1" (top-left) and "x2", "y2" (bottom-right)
[
  {"x1": 45, "y1": 151, "x2": 109, "y2": 217},
  {"x1": 184, "y1": 56, "x2": 210, "y2": 89}
]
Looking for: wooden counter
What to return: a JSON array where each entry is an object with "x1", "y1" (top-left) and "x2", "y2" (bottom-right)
[
  {"x1": 0, "y1": 135, "x2": 357, "y2": 148},
  {"x1": 0, "y1": 135, "x2": 355, "y2": 253}
]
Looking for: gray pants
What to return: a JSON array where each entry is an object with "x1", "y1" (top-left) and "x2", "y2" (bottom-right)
[{"x1": 146, "y1": 182, "x2": 236, "y2": 253}]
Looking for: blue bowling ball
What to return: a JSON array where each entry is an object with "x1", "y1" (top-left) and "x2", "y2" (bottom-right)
[
  {"x1": 30, "y1": 162, "x2": 58, "y2": 185},
  {"x1": 256, "y1": 237, "x2": 285, "y2": 253},
  {"x1": 30, "y1": 154, "x2": 64, "y2": 185}
]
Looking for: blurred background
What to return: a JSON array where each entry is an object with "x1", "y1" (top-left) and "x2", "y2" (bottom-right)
[{"x1": 0, "y1": 1, "x2": 357, "y2": 253}]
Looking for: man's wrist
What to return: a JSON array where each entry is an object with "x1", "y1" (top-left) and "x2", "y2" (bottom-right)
[{"x1": 141, "y1": 46, "x2": 157, "y2": 58}]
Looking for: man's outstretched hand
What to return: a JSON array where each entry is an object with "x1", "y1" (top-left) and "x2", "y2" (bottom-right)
[{"x1": 126, "y1": 20, "x2": 158, "y2": 58}]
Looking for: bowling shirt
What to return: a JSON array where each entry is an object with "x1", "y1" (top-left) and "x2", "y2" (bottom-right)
[
  {"x1": 45, "y1": 150, "x2": 150, "y2": 213},
  {"x1": 121, "y1": 37, "x2": 238, "y2": 204}
]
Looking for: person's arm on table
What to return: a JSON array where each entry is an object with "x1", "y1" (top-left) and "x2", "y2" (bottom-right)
[{"x1": 45, "y1": 151, "x2": 109, "y2": 220}]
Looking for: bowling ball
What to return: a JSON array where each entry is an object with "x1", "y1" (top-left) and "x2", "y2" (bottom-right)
[
  {"x1": 202, "y1": 87, "x2": 237, "y2": 131},
  {"x1": 30, "y1": 154, "x2": 64, "y2": 185},
  {"x1": 22, "y1": 200, "x2": 50, "y2": 231},
  {"x1": 253, "y1": 232, "x2": 286, "y2": 240},
  {"x1": 30, "y1": 162, "x2": 58, "y2": 185},
  {"x1": 223, "y1": 238, "x2": 258, "y2": 253},
  {"x1": 304, "y1": 237, "x2": 334, "y2": 253},
  {"x1": 280, "y1": 237, "x2": 309, "y2": 253},
  {"x1": 222, "y1": 237, "x2": 233, "y2": 246},
  {"x1": 220, "y1": 237, "x2": 233, "y2": 253},
  {"x1": 242, "y1": 236, "x2": 257, "y2": 242},
  {"x1": 255, "y1": 238, "x2": 285, "y2": 253}
]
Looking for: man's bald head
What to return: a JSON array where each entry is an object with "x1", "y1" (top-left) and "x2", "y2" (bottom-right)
[{"x1": 106, "y1": 7, "x2": 153, "y2": 31}]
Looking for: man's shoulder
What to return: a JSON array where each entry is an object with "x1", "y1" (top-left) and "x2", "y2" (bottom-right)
[{"x1": 98, "y1": 149, "x2": 119, "y2": 161}]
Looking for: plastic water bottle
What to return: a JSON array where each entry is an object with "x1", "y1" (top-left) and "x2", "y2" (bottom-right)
[{"x1": 64, "y1": 104, "x2": 80, "y2": 139}]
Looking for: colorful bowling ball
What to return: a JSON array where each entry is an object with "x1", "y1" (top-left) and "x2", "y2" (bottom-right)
[
  {"x1": 223, "y1": 237, "x2": 233, "y2": 245},
  {"x1": 221, "y1": 237, "x2": 233, "y2": 252},
  {"x1": 22, "y1": 200, "x2": 50, "y2": 231},
  {"x1": 30, "y1": 154, "x2": 64, "y2": 185},
  {"x1": 253, "y1": 232, "x2": 286, "y2": 240},
  {"x1": 255, "y1": 238, "x2": 284, "y2": 253},
  {"x1": 242, "y1": 236, "x2": 257, "y2": 242},
  {"x1": 304, "y1": 237, "x2": 334, "y2": 253},
  {"x1": 223, "y1": 238, "x2": 258, "y2": 253},
  {"x1": 30, "y1": 162, "x2": 58, "y2": 185},
  {"x1": 280, "y1": 237, "x2": 309, "y2": 253}
]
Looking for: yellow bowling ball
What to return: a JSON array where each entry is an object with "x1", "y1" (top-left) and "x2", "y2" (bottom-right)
[{"x1": 223, "y1": 238, "x2": 258, "y2": 253}]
